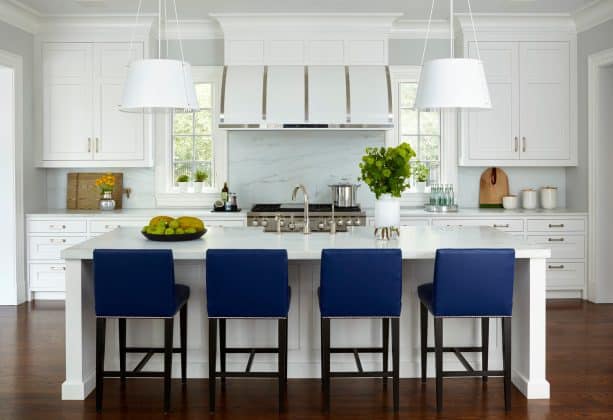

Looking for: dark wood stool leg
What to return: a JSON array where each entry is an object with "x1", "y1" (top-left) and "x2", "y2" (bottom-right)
[
  {"x1": 320, "y1": 317, "x2": 325, "y2": 390},
  {"x1": 163, "y1": 318, "x2": 174, "y2": 414},
  {"x1": 420, "y1": 302, "x2": 428, "y2": 383},
  {"x1": 118, "y1": 318, "x2": 126, "y2": 384},
  {"x1": 219, "y1": 318, "x2": 226, "y2": 386},
  {"x1": 95, "y1": 318, "x2": 106, "y2": 413},
  {"x1": 180, "y1": 304, "x2": 188, "y2": 384},
  {"x1": 502, "y1": 317, "x2": 512, "y2": 411},
  {"x1": 278, "y1": 318, "x2": 288, "y2": 412},
  {"x1": 322, "y1": 318, "x2": 331, "y2": 412},
  {"x1": 434, "y1": 317, "x2": 443, "y2": 412},
  {"x1": 482, "y1": 317, "x2": 489, "y2": 383},
  {"x1": 391, "y1": 318, "x2": 400, "y2": 412},
  {"x1": 382, "y1": 318, "x2": 389, "y2": 388},
  {"x1": 208, "y1": 318, "x2": 217, "y2": 412}
]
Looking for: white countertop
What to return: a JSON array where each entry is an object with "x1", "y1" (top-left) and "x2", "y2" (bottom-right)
[
  {"x1": 62, "y1": 226, "x2": 551, "y2": 260},
  {"x1": 26, "y1": 208, "x2": 247, "y2": 218},
  {"x1": 390, "y1": 207, "x2": 587, "y2": 217}
]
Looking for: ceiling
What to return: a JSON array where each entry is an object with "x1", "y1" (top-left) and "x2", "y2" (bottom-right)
[{"x1": 14, "y1": 0, "x2": 595, "y2": 19}]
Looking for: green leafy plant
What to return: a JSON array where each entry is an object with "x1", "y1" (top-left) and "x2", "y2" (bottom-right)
[
  {"x1": 194, "y1": 170, "x2": 208, "y2": 182},
  {"x1": 413, "y1": 162, "x2": 430, "y2": 183},
  {"x1": 176, "y1": 174, "x2": 189, "y2": 183},
  {"x1": 359, "y1": 143, "x2": 416, "y2": 199}
]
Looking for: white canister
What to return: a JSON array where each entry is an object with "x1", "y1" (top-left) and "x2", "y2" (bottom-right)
[
  {"x1": 502, "y1": 195, "x2": 519, "y2": 210},
  {"x1": 521, "y1": 189, "x2": 537, "y2": 209},
  {"x1": 540, "y1": 186, "x2": 558, "y2": 210}
]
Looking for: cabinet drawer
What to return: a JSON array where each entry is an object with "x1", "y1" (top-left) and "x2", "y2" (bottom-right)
[
  {"x1": 400, "y1": 218, "x2": 430, "y2": 227},
  {"x1": 28, "y1": 219, "x2": 87, "y2": 234},
  {"x1": 527, "y1": 219, "x2": 585, "y2": 233},
  {"x1": 205, "y1": 220, "x2": 246, "y2": 228},
  {"x1": 28, "y1": 263, "x2": 66, "y2": 291},
  {"x1": 546, "y1": 262, "x2": 585, "y2": 289},
  {"x1": 28, "y1": 236, "x2": 86, "y2": 260},
  {"x1": 527, "y1": 235, "x2": 585, "y2": 259},
  {"x1": 89, "y1": 219, "x2": 149, "y2": 234},
  {"x1": 432, "y1": 218, "x2": 523, "y2": 232}
]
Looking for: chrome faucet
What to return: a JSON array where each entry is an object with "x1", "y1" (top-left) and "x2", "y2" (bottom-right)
[{"x1": 291, "y1": 184, "x2": 310, "y2": 234}]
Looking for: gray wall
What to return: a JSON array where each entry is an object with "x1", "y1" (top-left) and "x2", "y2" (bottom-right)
[
  {"x1": 567, "y1": 18, "x2": 613, "y2": 210},
  {"x1": 0, "y1": 21, "x2": 45, "y2": 212}
]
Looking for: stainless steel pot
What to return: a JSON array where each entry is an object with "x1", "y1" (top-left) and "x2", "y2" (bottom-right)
[{"x1": 329, "y1": 183, "x2": 360, "y2": 207}]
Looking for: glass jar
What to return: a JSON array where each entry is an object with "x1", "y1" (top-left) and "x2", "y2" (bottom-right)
[{"x1": 99, "y1": 190, "x2": 116, "y2": 211}]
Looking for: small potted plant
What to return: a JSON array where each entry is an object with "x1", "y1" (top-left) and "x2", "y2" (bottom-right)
[
  {"x1": 413, "y1": 162, "x2": 430, "y2": 193},
  {"x1": 193, "y1": 170, "x2": 208, "y2": 193},
  {"x1": 95, "y1": 173, "x2": 116, "y2": 211},
  {"x1": 359, "y1": 143, "x2": 416, "y2": 240},
  {"x1": 176, "y1": 174, "x2": 190, "y2": 193}
]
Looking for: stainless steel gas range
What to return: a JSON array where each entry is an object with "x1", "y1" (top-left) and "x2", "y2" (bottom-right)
[{"x1": 247, "y1": 204, "x2": 366, "y2": 233}]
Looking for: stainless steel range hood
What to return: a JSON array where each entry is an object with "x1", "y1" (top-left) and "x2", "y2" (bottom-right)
[{"x1": 219, "y1": 65, "x2": 393, "y2": 130}]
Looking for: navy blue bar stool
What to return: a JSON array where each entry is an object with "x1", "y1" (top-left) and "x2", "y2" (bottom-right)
[
  {"x1": 206, "y1": 249, "x2": 290, "y2": 412},
  {"x1": 319, "y1": 249, "x2": 402, "y2": 412},
  {"x1": 93, "y1": 249, "x2": 190, "y2": 413},
  {"x1": 418, "y1": 248, "x2": 515, "y2": 412}
]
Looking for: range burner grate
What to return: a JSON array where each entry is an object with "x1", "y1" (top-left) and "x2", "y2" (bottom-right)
[{"x1": 250, "y1": 203, "x2": 362, "y2": 213}]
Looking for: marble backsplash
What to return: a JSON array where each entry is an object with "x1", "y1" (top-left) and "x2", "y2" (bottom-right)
[{"x1": 228, "y1": 131, "x2": 385, "y2": 209}]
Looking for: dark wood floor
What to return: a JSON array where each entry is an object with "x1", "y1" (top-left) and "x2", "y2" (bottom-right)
[{"x1": 1, "y1": 300, "x2": 612, "y2": 419}]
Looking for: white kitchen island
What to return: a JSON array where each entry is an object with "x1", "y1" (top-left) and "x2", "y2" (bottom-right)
[{"x1": 60, "y1": 225, "x2": 551, "y2": 401}]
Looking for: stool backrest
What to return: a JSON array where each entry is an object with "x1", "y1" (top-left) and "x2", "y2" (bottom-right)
[
  {"x1": 320, "y1": 249, "x2": 402, "y2": 317},
  {"x1": 206, "y1": 249, "x2": 289, "y2": 318},
  {"x1": 93, "y1": 249, "x2": 177, "y2": 317},
  {"x1": 433, "y1": 248, "x2": 515, "y2": 317}
]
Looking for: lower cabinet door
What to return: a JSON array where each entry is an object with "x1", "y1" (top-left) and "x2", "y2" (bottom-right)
[
  {"x1": 546, "y1": 262, "x2": 585, "y2": 290},
  {"x1": 28, "y1": 236, "x2": 87, "y2": 260},
  {"x1": 29, "y1": 263, "x2": 66, "y2": 292}
]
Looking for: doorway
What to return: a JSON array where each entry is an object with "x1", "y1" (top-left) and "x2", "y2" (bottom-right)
[
  {"x1": 0, "y1": 50, "x2": 24, "y2": 305},
  {"x1": 588, "y1": 49, "x2": 613, "y2": 303}
]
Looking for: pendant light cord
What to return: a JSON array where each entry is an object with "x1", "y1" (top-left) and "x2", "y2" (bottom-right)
[
  {"x1": 466, "y1": 0, "x2": 482, "y2": 61},
  {"x1": 419, "y1": 0, "x2": 437, "y2": 68},
  {"x1": 171, "y1": 0, "x2": 191, "y2": 111},
  {"x1": 127, "y1": 0, "x2": 143, "y2": 64}
]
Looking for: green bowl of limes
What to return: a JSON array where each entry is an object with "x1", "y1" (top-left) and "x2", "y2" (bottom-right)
[
  {"x1": 141, "y1": 216, "x2": 207, "y2": 241},
  {"x1": 141, "y1": 229, "x2": 206, "y2": 242}
]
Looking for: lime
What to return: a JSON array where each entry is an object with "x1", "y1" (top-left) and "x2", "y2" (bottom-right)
[{"x1": 165, "y1": 228, "x2": 175, "y2": 235}]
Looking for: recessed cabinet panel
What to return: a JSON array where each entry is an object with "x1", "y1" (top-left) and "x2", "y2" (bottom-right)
[
  {"x1": 347, "y1": 40, "x2": 386, "y2": 65},
  {"x1": 519, "y1": 42, "x2": 571, "y2": 161},
  {"x1": 43, "y1": 43, "x2": 94, "y2": 161},
  {"x1": 267, "y1": 41, "x2": 304, "y2": 64},
  {"x1": 266, "y1": 66, "x2": 305, "y2": 123},
  {"x1": 227, "y1": 40, "x2": 264, "y2": 65},
  {"x1": 467, "y1": 42, "x2": 519, "y2": 161},
  {"x1": 349, "y1": 66, "x2": 389, "y2": 123},
  {"x1": 308, "y1": 66, "x2": 346, "y2": 123},
  {"x1": 307, "y1": 41, "x2": 345, "y2": 65},
  {"x1": 223, "y1": 66, "x2": 264, "y2": 123}
]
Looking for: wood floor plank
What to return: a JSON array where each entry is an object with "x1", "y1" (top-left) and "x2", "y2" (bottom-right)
[{"x1": 0, "y1": 300, "x2": 612, "y2": 419}]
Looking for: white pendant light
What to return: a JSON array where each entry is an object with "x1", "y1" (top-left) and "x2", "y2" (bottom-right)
[
  {"x1": 414, "y1": 0, "x2": 491, "y2": 110},
  {"x1": 120, "y1": 0, "x2": 199, "y2": 113}
]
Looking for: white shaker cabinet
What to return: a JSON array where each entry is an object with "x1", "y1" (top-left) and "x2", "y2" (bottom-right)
[
  {"x1": 460, "y1": 41, "x2": 575, "y2": 166},
  {"x1": 40, "y1": 42, "x2": 150, "y2": 167}
]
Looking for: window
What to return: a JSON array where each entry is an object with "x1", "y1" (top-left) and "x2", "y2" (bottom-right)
[
  {"x1": 398, "y1": 82, "x2": 441, "y2": 185},
  {"x1": 171, "y1": 83, "x2": 214, "y2": 187}
]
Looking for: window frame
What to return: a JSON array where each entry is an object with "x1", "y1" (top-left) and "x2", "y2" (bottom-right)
[
  {"x1": 155, "y1": 66, "x2": 227, "y2": 207},
  {"x1": 388, "y1": 66, "x2": 458, "y2": 206}
]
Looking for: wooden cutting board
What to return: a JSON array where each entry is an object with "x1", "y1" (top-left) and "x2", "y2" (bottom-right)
[
  {"x1": 66, "y1": 172, "x2": 123, "y2": 210},
  {"x1": 479, "y1": 167, "x2": 509, "y2": 208}
]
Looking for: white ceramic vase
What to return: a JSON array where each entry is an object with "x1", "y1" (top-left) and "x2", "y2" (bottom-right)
[
  {"x1": 415, "y1": 182, "x2": 427, "y2": 193},
  {"x1": 178, "y1": 182, "x2": 189, "y2": 193},
  {"x1": 193, "y1": 182, "x2": 204, "y2": 193},
  {"x1": 374, "y1": 194, "x2": 400, "y2": 240}
]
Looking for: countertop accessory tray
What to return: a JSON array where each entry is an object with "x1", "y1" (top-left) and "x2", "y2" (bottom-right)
[
  {"x1": 142, "y1": 229, "x2": 206, "y2": 242},
  {"x1": 425, "y1": 204, "x2": 459, "y2": 213}
]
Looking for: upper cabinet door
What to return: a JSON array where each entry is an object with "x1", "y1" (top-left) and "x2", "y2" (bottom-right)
[
  {"x1": 42, "y1": 43, "x2": 94, "y2": 161},
  {"x1": 466, "y1": 42, "x2": 520, "y2": 161},
  {"x1": 519, "y1": 42, "x2": 571, "y2": 161},
  {"x1": 93, "y1": 43, "x2": 144, "y2": 161}
]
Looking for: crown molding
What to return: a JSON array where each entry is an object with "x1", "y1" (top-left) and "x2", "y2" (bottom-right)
[
  {"x1": 162, "y1": 19, "x2": 223, "y2": 40},
  {"x1": 0, "y1": 0, "x2": 41, "y2": 34},
  {"x1": 573, "y1": 0, "x2": 613, "y2": 33},
  {"x1": 389, "y1": 19, "x2": 449, "y2": 39},
  {"x1": 456, "y1": 13, "x2": 576, "y2": 34}
]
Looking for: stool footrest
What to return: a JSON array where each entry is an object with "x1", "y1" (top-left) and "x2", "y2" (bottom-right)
[
  {"x1": 125, "y1": 347, "x2": 182, "y2": 354},
  {"x1": 330, "y1": 347, "x2": 384, "y2": 353},
  {"x1": 225, "y1": 347, "x2": 279, "y2": 354},
  {"x1": 103, "y1": 371, "x2": 165, "y2": 378},
  {"x1": 216, "y1": 371, "x2": 280, "y2": 378},
  {"x1": 442, "y1": 370, "x2": 505, "y2": 378},
  {"x1": 330, "y1": 371, "x2": 393, "y2": 378},
  {"x1": 426, "y1": 346, "x2": 483, "y2": 353},
  {"x1": 327, "y1": 347, "x2": 387, "y2": 376}
]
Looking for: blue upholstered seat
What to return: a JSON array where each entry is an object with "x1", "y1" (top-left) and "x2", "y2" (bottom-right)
[
  {"x1": 418, "y1": 249, "x2": 515, "y2": 317},
  {"x1": 319, "y1": 249, "x2": 402, "y2": 317},
  {"x1": 206, "y1": 249, "x2": 290, "y2": 318},
  {"x1": 93, "y1": 249, "x2": 189, "y2": 318}
]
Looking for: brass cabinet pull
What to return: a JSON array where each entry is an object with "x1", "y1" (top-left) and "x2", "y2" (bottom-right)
[
  {"x1": 514, "y1": 137, "x2": 518, "y2": 152},
  {"x1": 548, "y1": 264, "x2": 565, "y2": 270},
  {"x1": 493, "y1": 224, "x2": 510, "y2": 228},
  {"x1": 95, "y1": 138, "x2": 99, "y2": 153},
  {"x1": 548, "y1": 237, "x2": 565, "y2": 242},
  {"x1": 548, "y1": 223, "x2": 565, "y2": 228},
  {"x1": 522, "y1": 136, "x2": 526, "y2": 152},
  {"x1": 88, "y1": 138, "x2": 91, "y2": 153}
]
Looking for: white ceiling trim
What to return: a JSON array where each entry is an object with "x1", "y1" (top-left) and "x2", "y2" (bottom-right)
[
  {"x1": 456, "y1": 13, "x2": 576, "y2": 33},
  {"x1": 0, "y1": 0, "x2": 40, "y2": 34},
  {"x1": 573, "y1": 0, "x2": 613, "y2": 33},
  {"x1": 389, "y1": 19, "x2": 449, "y2": 39},
  {"x1": 162, "y1": 19, "x2": 223, "y2": 40}
]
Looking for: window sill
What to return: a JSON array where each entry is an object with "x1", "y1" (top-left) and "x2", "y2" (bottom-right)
[{"x1": 155, "y1": 192, "x2": 220, "y2": 208}]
